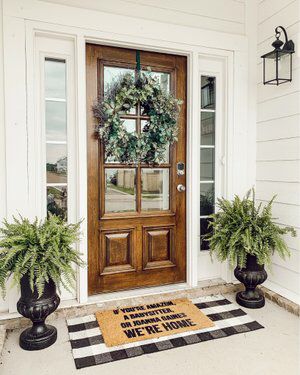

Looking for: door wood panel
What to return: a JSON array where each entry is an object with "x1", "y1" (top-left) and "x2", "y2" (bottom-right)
[
  {"x1": 87, "y1": 44, "x2": 187, "y2": 295},
  {"x1": 100, "y1": 228, "x2": 136, "y2": 275},
  {"x1": 143, "y1": 225, "x2": 176, "y2": 270}
]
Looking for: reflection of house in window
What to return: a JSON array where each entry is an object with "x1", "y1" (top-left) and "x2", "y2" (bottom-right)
[{"x1": 56, "y1": 156, "x2": 67, "y2": 174}]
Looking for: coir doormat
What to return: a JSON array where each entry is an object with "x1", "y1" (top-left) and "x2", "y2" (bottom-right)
[
  {"x1": 67, "y1": 295, "x2": 264, "y2": 369},
  {"x1": 95, "y1": 298, "x2": 214, "y2": 347}
]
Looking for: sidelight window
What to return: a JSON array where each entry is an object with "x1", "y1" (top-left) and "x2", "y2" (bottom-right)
[
  {"x1": 200, "y1": 76, "x2": 216, "y2": 250},
  {"x1": 44, "y1": 58, "x2": 68, "y2": 220}
]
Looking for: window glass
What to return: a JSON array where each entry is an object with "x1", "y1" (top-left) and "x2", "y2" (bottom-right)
[
  {"x1": 45, "y1": 101, "x2": 67, "y2": 142},
  {"x1": 201, "y1": 112, "x2": 215, "y2": 146},
  {"x1": 105, "y1": 169, "x2": 136, "y2": 213},
  {"x1": 200, "y1": 75, "x2": 216, "y2": 250},
  {"x1": 201, "y1": 76, "x2": 215, "y2": 109},
  {"x1": 47, "y1": 186, "x2": 67, "y2": 219},
  {"x1": 141, "y1": 169, "x2": 169, "y2": 211},
  {"x1": 200, "y1": 183, "x2": 214, "y2": 216},
  {"x1": 45, "y1": 59, "x2": 66, "y2": 99},
  {"x1": 45, "y1": 58, "x2": 67, "y2": 219}
]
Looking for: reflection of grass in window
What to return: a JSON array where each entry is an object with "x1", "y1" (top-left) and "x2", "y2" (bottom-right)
[
  {"x1": 107, "y1": 183, "x2": 134, "y2": 196},
  {"x1": 142, "y1": 194, "x2": 160, "y2": 200},
  {"x1": 48, "y1": 187, "x2": 63, "y2": 198}
]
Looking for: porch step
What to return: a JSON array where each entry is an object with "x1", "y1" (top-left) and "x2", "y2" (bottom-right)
[{"x1": 0, "y1": 280, "x2": 242, "y2": 330}]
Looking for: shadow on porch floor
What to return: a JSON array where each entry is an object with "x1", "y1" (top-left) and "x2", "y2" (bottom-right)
[{"x1": 0, "y1": 293, "x2": 299, "y2": 375}]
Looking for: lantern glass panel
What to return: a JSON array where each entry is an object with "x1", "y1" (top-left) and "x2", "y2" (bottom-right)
[
  {"x1": 264, "y1": 55, "x2": 277, "y2": 83},
  {"x1": 278, "y1": 52, "x2": 291, "y2": 82}
]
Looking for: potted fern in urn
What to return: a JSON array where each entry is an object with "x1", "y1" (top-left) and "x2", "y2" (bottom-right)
[
  {"x1": 203, "y1": 189, "x2": 296, "y2": 308},
  {"x1": 0, "y1": 215, "x2": 84, "y2": 350}
]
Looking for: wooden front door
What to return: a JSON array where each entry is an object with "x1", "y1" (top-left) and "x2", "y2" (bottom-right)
[{"x1": 87, "y1": 44, "x2": 187, "y2": 295}]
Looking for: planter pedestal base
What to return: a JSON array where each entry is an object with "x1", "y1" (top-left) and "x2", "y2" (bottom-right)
[
  {"x1": 236, "y1": 291, "x2": 265, "y2": 309},
  {"x1": 17, "y1": 275, "x2": 60, "y2": 351},
  {"x1": 20, "y1": 324, "x2": 57, "y2": 351},
  {"x1": 234, "y1": 255, "x2": 267, "y2": 310}
]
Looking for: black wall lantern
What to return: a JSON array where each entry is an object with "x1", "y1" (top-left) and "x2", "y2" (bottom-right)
[{"x1": 261, "y1": 26, "x2": 295, "y2": 85}]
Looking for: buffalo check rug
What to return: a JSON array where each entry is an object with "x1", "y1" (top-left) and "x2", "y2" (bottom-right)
[{"x1": 67, "y1": 294, "x2": 264, "y2": 369}]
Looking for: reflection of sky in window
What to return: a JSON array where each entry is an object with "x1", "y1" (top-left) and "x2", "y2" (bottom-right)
[
  {"x1": 45, "y1": 60, "x2": 66, "y2": 99},
  {"x1": 122, "y1": 119, "x2": 136, "y2": 133},
  {"x1": 46, "y1": 101, "x2": 67, "y2": 141},
  {"x1": 104, "y1": 66, "x2": 134, "y2": 93},
  {"x1": 46, "y1": 143, "x2": 67, "y2": 164}
]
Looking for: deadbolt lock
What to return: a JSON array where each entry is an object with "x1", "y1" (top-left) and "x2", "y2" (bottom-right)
[{"x1": 177, "y1": 162, "x2": 185, "y2": 176}]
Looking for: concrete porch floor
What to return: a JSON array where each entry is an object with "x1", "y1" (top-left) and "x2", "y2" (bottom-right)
[{"x1": 0, "y1": 294, "x2": 299, "y2": 375}]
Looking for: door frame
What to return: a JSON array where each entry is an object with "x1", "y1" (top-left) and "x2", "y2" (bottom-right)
[
  {"x1": 86, "y1": 46, "x2": 187, "y2": 294},
  {"x1": 3, "y1": 6, "x2": 251, "y2": 312}
]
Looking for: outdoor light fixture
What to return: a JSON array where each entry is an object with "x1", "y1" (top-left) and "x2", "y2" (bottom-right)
[
  {"x1": 261, "y1": 26, "x2": 295, "y2": 85},
  {"x1": 201, "y1": 76, "x2": 215, "y2": 108}
]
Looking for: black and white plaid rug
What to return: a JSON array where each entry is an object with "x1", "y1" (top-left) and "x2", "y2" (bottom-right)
[{"x1": 67, "y1": 294, "x2": 263, "y2": 369}]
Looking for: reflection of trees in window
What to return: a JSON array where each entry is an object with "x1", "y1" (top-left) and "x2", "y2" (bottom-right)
[{"x1": 200, "y1": 188, "x2": 214, "y2": 216}]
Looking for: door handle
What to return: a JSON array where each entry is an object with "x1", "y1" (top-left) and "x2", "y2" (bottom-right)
[{"x1": 177, "y1": 184, "x2": 186, "y2": 192}]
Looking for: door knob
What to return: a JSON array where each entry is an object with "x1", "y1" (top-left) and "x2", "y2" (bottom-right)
[{"x1": 177, "y1": 184, "x2": 186, "y2": 192}]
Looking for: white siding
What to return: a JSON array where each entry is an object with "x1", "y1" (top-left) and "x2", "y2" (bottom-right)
[
  {"x1": 41, "y1": 0, "x2": 246, "y2": 35},
  {"x1": 256, "y1": 0, "x2": 300, "y2": 304}
]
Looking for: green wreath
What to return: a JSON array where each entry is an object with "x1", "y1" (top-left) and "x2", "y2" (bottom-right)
[{"x1": 93, "y1": 70, "x2": 182, "y2": 164}]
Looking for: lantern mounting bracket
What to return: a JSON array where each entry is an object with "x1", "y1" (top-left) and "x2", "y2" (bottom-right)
[{"x1": 275, "y1": 26, "x2": 295, "y2": 53}]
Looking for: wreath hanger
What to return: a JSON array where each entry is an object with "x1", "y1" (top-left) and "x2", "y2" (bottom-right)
[{"x1": 136, "y1": 50, "x2": 141, "y2": 74}]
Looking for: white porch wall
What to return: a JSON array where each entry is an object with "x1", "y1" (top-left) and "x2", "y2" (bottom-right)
[
  {"x1": 256, "y1": 0, "x2": 300, "y2": 304},
  {"x1": 41, "y1": 0, "x2": 246, "y2": 35}
]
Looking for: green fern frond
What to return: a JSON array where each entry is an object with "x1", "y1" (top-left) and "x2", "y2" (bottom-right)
[
  {"x1": 0, "y1": 215, "x2": 85, "y2": 298},
  {"x1": 203, "y1": 189, "x2": 296, "y2": 269}
]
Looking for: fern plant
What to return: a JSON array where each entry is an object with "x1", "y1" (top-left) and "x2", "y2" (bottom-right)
[
  {"x1": 204, "y1": 189, "x2": 296, "y2": 269},
  {"x1": 0, "y1": 215, "x2": 84, "y2": 297}
]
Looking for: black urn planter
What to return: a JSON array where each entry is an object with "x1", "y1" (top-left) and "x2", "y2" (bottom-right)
[
  {"x1": 17, "y1": 274, "x2": 60, "y2": 350},
  {"x1": 234, "y1": 254, "x2": 267, "y2": 309}
]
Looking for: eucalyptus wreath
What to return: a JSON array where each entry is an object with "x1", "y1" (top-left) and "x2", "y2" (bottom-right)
[{"x1": 93, "y1": 70, "x2": 182, "y2": 164}]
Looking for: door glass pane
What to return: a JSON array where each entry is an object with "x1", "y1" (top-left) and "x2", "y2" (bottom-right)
[
  {"x1": 46, "y1": 144, "x2": 67, "y2": 183},
  {"x1": 145, "y1": 71, "x2": 170, "y2": 92},
  {"x1": 105, "y1": 169, "x2": 136, "y2": 213},
  {"x1": 141, "y1": 120, "x2": 169, "y2": 163},
  {"x1": 200, "y1": 183, "x2": 214, "y2": 216},
  {"x1": 104, "y1": 66, "x2": 134, "y2": 92},
  {"x1": 121, "y1": 119, "x2": 136, "y2": 133},
  {"x1": 104, "y1": 66, "x2": 136, "y2": 114},
  {"x1": 200, "y1": 149, "x2": 214, "y2": 181},
  {"x1": 105, "y1": 120, "x2": 136, "y2": 163},
  {"x1": 141, "y1": 71, "x2": 170, "y2": 115},
  {"x1": 141, "y1": 169, "x2": 169, "y2": 211},
  {"x1": 45, "y1": 59, "x2": 66, "y2": 99},
  {"x1": 201, "y1": 112, "x2": 215, "y2": 146},
  {"x1": 45, "y1": 101, "x2": 67, "y2": 142},
  {"x1": 47, "y1": 186, "x2": 67, "y2": 219},
  {"x1": 201, "y1": 76, "x2": 215, "y2": 109}
]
